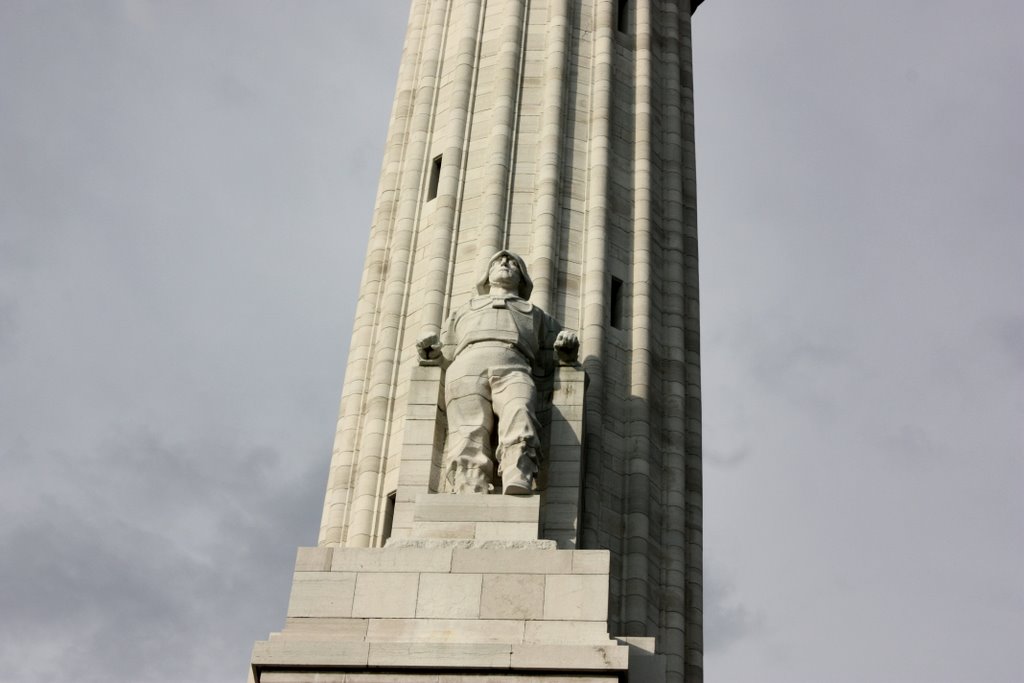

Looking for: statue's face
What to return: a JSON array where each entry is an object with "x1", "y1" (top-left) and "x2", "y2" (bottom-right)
[{"x1": 488, "y1": 254, "x2": 522, "y2": 292}]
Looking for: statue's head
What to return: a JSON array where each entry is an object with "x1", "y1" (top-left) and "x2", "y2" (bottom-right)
[{"x1": 477, "y1": 250, "x2": 533, "y2": 299}]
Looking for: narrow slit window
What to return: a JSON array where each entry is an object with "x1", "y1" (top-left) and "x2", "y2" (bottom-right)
[
  {"x1": 427, "y1": 154, "x2": 442, "y2": 201},
  {"x1": 380, "y1": 491, "x2": 397, "y2": 544},
  {"x1": 616, "y1": 0, "x2": 629, "y2": 33},
  {"x1": 610, "y1": 276, "x2": 624, "y2": 329}
]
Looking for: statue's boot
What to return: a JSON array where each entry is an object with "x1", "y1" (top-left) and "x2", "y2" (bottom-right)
[
  {"x1": 452, "y1": 466, "x2": 493, "y2": 494},
  {"x1": 498, "y1": 442, "x2": 537, "y2": 495},
  {"x1": 445, "y1": 431, "x2": 495, "y2": 493},
  {"x1": 448, "y1": 449, "x2": 495, "y2": 493}
]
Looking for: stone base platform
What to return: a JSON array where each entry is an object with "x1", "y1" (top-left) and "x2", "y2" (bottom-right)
[
  {"x1": 250, "y1": 543, "x2": 642, "y2": 681},
  {"x1": 259, "y1": 674, "x2": 619, "y2": 682},
  {"x1": 259, "y1": 674, "x2": 619, "y2": 683},
  {"x1": 251, "y1": 496, "x2": 663, "y2": 682}
]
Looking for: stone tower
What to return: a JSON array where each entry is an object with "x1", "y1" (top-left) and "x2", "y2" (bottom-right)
[{"x1": 252, "y1": 0, "x2": 706, "y2": 680}]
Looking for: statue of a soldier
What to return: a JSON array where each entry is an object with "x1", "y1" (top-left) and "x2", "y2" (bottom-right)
[{"x1": 417, "y1": 250, "x2": 579, "y2": 495}]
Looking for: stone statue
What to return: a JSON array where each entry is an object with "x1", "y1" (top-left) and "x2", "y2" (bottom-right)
[{"x1": 417, "y1": 250, "x2": 579, "y2": 495}]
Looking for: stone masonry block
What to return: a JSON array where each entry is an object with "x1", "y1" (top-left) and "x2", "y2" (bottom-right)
[
  {"x1": 550, "y1": 403, "x2": 584, "y2": 425},
  {"x1": 509, "y1": 644, "x2": 629, "y2": 671},
  {"x1": 281, "y1": 617, "x2": 368, "y2": 641},
  {"x1": 569, "y1": 548, "x2": 606, "y2": 577},
  {"x1": 399, "y1": 443, "x2": 437, "y2": 462},
  {"x1": 416, "y1": 572, "x2": 482, "y2": 619},
  {"x1": 523, "y1": 620, "x2": 612, "y2": 645},
  {"x1": 250, "y1": 639, "x2": 369, "y2": 668},
  {"x1": 547, "y1": 461, "x2": 584, "y2": 478},
  {"x1": 451, "y1": 548, "x2": 572, "y2": 574},
  {"x1": 366, "y1": 618, "x2": 525, "y2": 644},
  {"x1": 543, "y1": 574, "x2": 609, "y2": 621},
  {"x1": 541, "y1": 504, "x2": 578, "y2": 529},
  {"x1": 446, "y1": 678, "x2": 614, "y2": 683},
  {"x1": 351, "y1": 572, "x2": 419, "y2": 618},
  {"x1": 412, "y1": 521, "x2": 477, "y2": 539},
  {"x1": 404, "y1": 419, "x2": 441, "y2": 447},
  {"x1": 331, "y1": 547, "x2": 453, "y2": 573},
  {"x1": 397, "y1": 463, "x2": 434, "y2": 488},
  {"x1": 406, "y1": 378, "x2": 443, "y2": 406},
  {"x1": 474, "y1": 521, "x2": 537, "y2": 541},
  {"x1": 287, "y1": 573, "x2": 356, "y2": 618},
  {"x1": 543, "y1": 486, "x2": 581, "y2": 505},
  {"x1": 260, "y1": 674, "x2": 348, "y2": 683},
  {"x1": 550, "y1": 420, "x2": 584, "y2": 447},
  {"x1": 404, "y1": 400, "x2": 441, "y2": 419},
  {"x1": 626, "y1": 651, "x2": 667, "y2": 682},
  {"x1": 294, "y1": 547, "x2": 333, "y2": 572},
  {"x1": 414, "y1": 494, "x2": 540, "y2": 523},
  {"x1": 367, "y1": 642, "x2": 512, "y2": 669},
  {"x1": 405, "y1": 406, "x2": 441, "y2": 425},
  {"x1": 480, "y1": 573, "x2": 545, "y2": 620}
]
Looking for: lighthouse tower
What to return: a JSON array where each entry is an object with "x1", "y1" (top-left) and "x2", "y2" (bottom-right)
[{"x1": 252, "y1": 1, "x2": 706, "y2": 681}]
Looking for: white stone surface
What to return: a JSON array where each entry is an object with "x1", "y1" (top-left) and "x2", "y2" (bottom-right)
[
  {"x1": 351, "y1": 572, "x2": 419, "y2": 618},
  {"x1": 570, "y1": 550, "x2": 610, "y2": 575},
  {"x1": 510, "y1": 644, "x2": 629, "y2": 670},
  {"x1": 479, "y1": 574, "x2": 545, "y2": 620},
  {"x1": 451, "y1": 548, "x2": 571, "y2": 574},
  {"x1": 294, "y1": 546, "x2": 333, "y2": 572},
  {"x1": 250, "y1": 640, "x2": 369, "y2": 667},
  {"x1": 412, "y1": 521, "x2": 479, "y2": 539},
  {"x1": 473, "y1": 521, "x2": 537, "y2": 541},
  {"x1": 331, "y1": 547, "x2": 453, "y2": 573},
  {"x1": 543, "y1": 574, "x2": 609, "y2": 621},
  {"x1": 385, "y1": 538, "x2": 556, "y2": 551},
  {"x1": 415, "y1": 572, "x2": 482, "y2": 619},
  {"x1": 365, "y1": 618, "x2": 525, "y2": 644},
  {"x1": 286, "y1": 573, "x2": 356, "y2": 619},
  {"x1": 280, "y1": 617, "x2": 368, "y2": 641},
  {"x1": 261, "y1": 675, "x2": 618, "y2": 683},
  {"x1": 367, "y1": 642, "x2": 512, "y2": 668},
  {"x1": 413, "y1": 494, "x2": 540, "y2": 523},
  {"x1": 523, "y1": 620, "x2": 611, "y2": 645},
  {"x1": 264, "y1": 517, "x2": 627, "y2": 679}
]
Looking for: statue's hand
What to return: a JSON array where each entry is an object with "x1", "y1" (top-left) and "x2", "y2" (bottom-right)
[
  {"x1": 416, "y1": 330, "x2": 441, "y2": 362},
  {"x1": 554, "y1": 330, "x2": 580, "y2": 364}
]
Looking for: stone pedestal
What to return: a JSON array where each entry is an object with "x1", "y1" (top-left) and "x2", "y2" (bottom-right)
[
  {"x1": 251, "y1": 494, "x2": 662, "y2": 682},
  {"x1": 405, "y1": 494, "x2": 541, "y2": 542}
]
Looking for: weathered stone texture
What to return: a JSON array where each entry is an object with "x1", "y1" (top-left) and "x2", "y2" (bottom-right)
[{"x1": 259, "y1": 0, "x2": 707, "y2": 680}]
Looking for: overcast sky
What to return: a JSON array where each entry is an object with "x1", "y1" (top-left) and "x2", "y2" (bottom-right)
[{"x1": 1, "y1": 2, "x2": 1021, "y2": 682}]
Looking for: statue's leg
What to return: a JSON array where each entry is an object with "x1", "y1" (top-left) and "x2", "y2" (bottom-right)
[
  {"x1": 490, "y1": 367, "x2": 541, "y2": 495},
  {"x1": 444, "y1": 357, "x2": 496, "y2": 493}
]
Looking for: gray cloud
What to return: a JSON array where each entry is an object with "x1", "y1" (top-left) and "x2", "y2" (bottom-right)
[
  {"x1": 1, "y1": 1, "x2": 1021, "y2": 682},
  {"x1": 0, "y1": 429, "x2": 325, "y2": 682},
  {"x1": 702, "y1": 561, "x2": 765, "y2": 653},
  {"x1": 993, "y1": 315, "x2": 1024, "y2": 373},
  {"x1": 0, "y1": 3, "x2": 404, "y2": 681}
]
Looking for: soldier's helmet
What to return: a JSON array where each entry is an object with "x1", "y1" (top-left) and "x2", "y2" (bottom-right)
[{"x1": 476, "y1": 250, "x2": 534, "y2": 300}]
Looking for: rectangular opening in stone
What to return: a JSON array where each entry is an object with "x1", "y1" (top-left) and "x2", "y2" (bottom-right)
[
  {"x1": 617, "y1": 0, "x2": 630, "y2": 33},
  {"x1": 381, "y1": 491, "x2": 396, "y2": 543},
  {"x1": 427, "y1": 154, "x2": 442, "y2": 201},
  {"x1": 610, "y1": 276, "x2": 624, "y2": 329}
]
